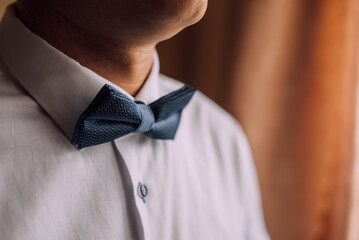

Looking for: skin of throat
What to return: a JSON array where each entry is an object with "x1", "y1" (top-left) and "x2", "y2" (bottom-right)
[{"x1": 15, "y1": 0, "x2": 157, "y2": 96}]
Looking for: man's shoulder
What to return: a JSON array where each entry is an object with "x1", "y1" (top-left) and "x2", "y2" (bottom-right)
[{"x1": 158, "y1": 73, "x2": 251, "y2": 156}]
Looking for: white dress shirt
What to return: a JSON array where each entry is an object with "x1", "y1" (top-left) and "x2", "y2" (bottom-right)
[{"x1": 0, "y1": 5, "x2": 269, "y2": 240}]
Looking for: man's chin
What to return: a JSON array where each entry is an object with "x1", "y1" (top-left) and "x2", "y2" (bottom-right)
[
  {"x1": 171, "y1": 0, "x2": 208, "y2": 35},
  {"x1": 189, "y1": 0, "x2": 208, "y2": 24},
  {"x1": 140, "y1": 0, "x2": 207, "y2": 43}
]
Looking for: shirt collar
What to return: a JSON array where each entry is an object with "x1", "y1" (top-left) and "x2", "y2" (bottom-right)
[{"x1": 0, "y1": 4, "x2": 161, "y2": 141}]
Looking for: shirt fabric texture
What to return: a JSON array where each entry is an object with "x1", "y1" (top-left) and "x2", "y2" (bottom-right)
[{"x1": 0, "y1": 5, "x2": 270, "y2": 240}]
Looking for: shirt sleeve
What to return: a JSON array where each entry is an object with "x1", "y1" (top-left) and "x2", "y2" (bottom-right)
[{"x1": 236, "y1": 123, "x2": 271, "y2": 240}]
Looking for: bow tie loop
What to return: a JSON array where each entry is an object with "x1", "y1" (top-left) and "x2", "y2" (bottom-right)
[
  {"x1": 135, "y1": 103, "x2": 155, "y2": 133},
  {"x1": 150, "y1": 85, "x2": 197, "y2": 121}
]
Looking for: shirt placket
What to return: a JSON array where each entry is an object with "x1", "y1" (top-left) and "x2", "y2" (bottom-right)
[{"x1": 112, "y1": 138, "x2": 154, "y2": 240}]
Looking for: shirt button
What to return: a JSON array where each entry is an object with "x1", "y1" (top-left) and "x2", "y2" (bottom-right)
[{"x1": 137, "y1": 182, "x2": 148, "y2": 203}]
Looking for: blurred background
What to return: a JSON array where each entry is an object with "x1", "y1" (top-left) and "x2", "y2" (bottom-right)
[{"x1": 1, "y1": 0, "x2": 359, "y2": 239}]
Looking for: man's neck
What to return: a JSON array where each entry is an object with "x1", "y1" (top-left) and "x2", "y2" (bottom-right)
[{"x1": 15, "y1": 0, "x2": 155, "y2": 96}]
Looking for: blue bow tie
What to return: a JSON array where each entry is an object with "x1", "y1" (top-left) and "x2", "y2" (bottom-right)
[{"x1": 71, "y1": 84, "x2": 196, "y2": 149}]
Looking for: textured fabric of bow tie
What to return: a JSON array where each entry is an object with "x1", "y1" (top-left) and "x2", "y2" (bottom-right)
[{"x1": 71, "y1": 84, "x2": 196, "y2": 149}]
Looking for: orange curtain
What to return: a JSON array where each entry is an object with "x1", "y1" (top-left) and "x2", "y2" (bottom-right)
[{"x1": 158, "y1": 0, "x2": 359, "y2": 239}]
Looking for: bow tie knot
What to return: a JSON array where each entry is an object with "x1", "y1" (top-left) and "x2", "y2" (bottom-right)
[
  {"x1": 135, "y1": 103, "x2": 155, "y2": 133},
  {"x1": 71, "y1": 84, "x2": 196, "y2": 149}
]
